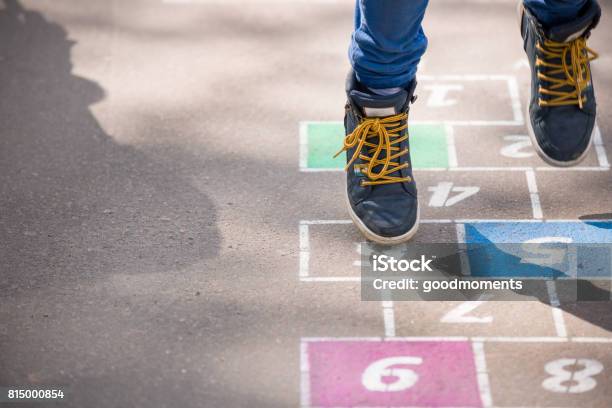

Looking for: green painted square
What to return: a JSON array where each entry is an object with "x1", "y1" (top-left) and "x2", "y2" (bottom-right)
[{"x1": 305, "y1": 122, "x2": 449, "y2": 169}]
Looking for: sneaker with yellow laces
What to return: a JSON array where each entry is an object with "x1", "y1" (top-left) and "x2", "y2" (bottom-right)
[
  {"x1": 519, "y1": 0, "x2": 601, "y2": 166},
  {"x1": 335, "y1": 72, "x2": 419, "y2": 244}
]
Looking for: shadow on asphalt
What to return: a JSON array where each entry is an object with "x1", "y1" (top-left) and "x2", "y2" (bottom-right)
[
  {"x1": 0, "y1": 2, "x2": 225, "y2": 406},
  {"x1": 0, "y1": 0, "x2": 220, "y2": 289}
]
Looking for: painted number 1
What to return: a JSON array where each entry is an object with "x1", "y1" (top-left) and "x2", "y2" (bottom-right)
[{"x1": 362, "y1": 356, "x2": 423, "y2": 392}]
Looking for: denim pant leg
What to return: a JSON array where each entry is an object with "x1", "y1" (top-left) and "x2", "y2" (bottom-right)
[
  {"x1": 524, "y1": 0, "x2": 590, "y2": 26},
  {"x1": 349, "y1": 0, "x2": 429, "y2": 89}
]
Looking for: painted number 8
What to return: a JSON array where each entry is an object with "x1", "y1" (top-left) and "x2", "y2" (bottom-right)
[
  {"x1": 542, "y1": 358, "x2": 604, "y2": 393},
  {"x1": 362, "y1": 356, "x2": 423, "y2": 392}
]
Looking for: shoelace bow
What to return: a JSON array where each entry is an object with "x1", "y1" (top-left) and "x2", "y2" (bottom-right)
[
  {"x1": 536, "y1": 37, "x2": 598, "y2": 108},
  {"x1": 334, "y1": 112, "x2": 411, "y2": 186}
]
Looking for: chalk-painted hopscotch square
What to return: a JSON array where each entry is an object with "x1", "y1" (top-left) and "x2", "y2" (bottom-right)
[
  {"x1": 304, "y1": 339, "x2": 482, "y2": 407},
  {"x1": 463, "y1": 222, "x2": 612, "y2": 278},
  {"x1": 301, "y1": 122, "x2": 452, "y2": 170}
]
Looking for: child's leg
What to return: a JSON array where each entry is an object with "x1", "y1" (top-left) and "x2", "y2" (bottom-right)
[
  {"x1": 523, "y1": 0, "x2": 589, "y2": 26},
  {"x1": 349, "y1": 0, "x2": 429, "y2": 90},
  {"x1": 519, "y1": 0, "x2": 601, "y2": 166}
]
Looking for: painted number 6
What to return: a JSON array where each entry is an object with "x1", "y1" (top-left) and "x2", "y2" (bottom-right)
[
  {"x1": 362, "y1": 356, "x2": 423, "y2": 392},
  {"x1": 542, "y1": 358, "x2": 604, "y2": 393}
]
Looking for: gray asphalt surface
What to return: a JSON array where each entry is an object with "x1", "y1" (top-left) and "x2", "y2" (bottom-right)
[{"x1": 1, "y1": 0, "x2": 611, "y2": 407}]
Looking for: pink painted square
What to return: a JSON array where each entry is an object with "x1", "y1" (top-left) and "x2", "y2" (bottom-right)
[{"x1": 306, "y1": 340, "x2": 482, "y2": 407}]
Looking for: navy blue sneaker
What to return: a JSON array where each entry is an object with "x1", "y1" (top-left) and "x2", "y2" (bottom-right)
[
  {"x1": 518, "y1": 0, "x2": 600, "y2": 166},
  {"x1": 335, "y1": 72, "x2": 418, "y2": 244}
]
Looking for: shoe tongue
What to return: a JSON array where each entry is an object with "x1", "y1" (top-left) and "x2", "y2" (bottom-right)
[
  {"x1": 348, "y1": 89, "x2": 412, "y2": 197},
  {"x1": 349, "y1": 89, "x2": 408, "y2": 117},
  {"x1": 543, "y1": 1, "x2": 600, "y2": 42}
]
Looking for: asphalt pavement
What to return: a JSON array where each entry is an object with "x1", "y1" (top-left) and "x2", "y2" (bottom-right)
[{"x1": 1, "y1": 0, "x2": 612, "y2": 407}]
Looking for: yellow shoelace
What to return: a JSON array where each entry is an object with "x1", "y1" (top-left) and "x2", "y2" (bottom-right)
[
  {"x1": 334, "y1": 112, "x2": 411, "y2": 186},
  {"x1": 536, "y1": 37, "x2": 598, "y2": 108}
]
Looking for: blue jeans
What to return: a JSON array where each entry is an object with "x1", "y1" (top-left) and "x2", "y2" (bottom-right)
[{"x1": 350, "y1": 0, "x2": 589, "y2": 89}]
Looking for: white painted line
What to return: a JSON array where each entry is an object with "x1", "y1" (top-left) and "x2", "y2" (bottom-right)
[
  {"x1": 165, "y1": 0, "x2": 520, "y2": 4},
  {"x1": 299, "y1": 122, "x2": 308, "y2": 171},
  {"x1": 454, "y1": 218, "x2": 542, "y2": 223},
  {"x1": 453, "y1": 166, "x2": 610, "y2": 172},
  {"x1": 299, "y1": 120, "x2": 606, "y2": 173},
  {"x1": 567, "y1": 245, "x2": 578, "y2": 279},
  {"x1": 491, "y1": 406, "x2": 568, "y2": 408},
  {"x1": 572, "y1": 337, "x2": 612, "y2": 343},
  {"x1": 455, "y1": 223, "x2": 472, "y2": 276},
  {"x1": 413, "y1": 120, "x2": 524, "y2": 126},
  {"x1": 506, "y1": 76, "x2": 524, "y2": 124},
  {"x1": 299, "y1": 341, "x2": 311, "y2": 408},
  {"x1": 470, "y1": 336, "x2": 567, "y2": 343},
  {"x1": 525, "y1": 169, "x2": 543, "y2": 219},
  {"x1": 303, "y1": 337, "x2": 385, "y2": 342},
  {"x1": 445, "y1": 124, "x2": 458, "y2": 168},
  {"x1": 593, "y1": 125, "x2": 610, "y2": 168},
  {"x1": 300, "y1": 218, "x2": 611, "y2": 226},
  {"x1": 303, "y1": 335, "x2": 610, "y2": 343},
  {"x1": 301, "y1": 165, "x2": 610, "y2": 173},
  {"x1": 525, "y1": 169, "x2": 539, "y2": 194},
  {"x1": 381, "y1": 300, "x2": 396, "y2": 338},
  {"x1": 294, "y1": 119, "x2": 519, "y2": 127},
  {"x1": 536, "y1": 166, "x2": 610, "y2": 171},
  {"x1": 300, "y1": 220, "x2": 353, "y2": 225},
  {"x1": 546, "y1": 281, "x2": 568, "y2": 338},
  {"x1": 299, "y1": 224, "x2": 310, "y2": 278},
  {"x1": 300, "y1": 276, "x2": 361, "y2": 283},
  {"x1": 420, "y1": 218, "x2": 455, "y2": 223},
  {"x1": 419, "y1": 74, "x2": 515, "y2": 81},
  {"x1": 472, "y1": 341, "x2": 493, "y2": 408},
  {"x1": 300, "y1": 167, "x2": 343, "y2": 172},
  {"x1": 384, "y1": 336, "x2": 470, "y2": 342},
  {"x1": 415, "y1": 167, "x2": 449, "y2": 172},
  {"x1": 450, "y1": 166, "x2": 532, "y2": 171},
  {"x1": 545, "y1": 218, "x2": 612, "y2": 222},
  {"x1": 303, "y1": 275, "x2": 605, "y2": 283},
  {"x1": 302, "y1": 336, "x2": 468, "y2": 342},
  {"x1": 164, "y1": 0, "x2": 344, "y2": 3}
]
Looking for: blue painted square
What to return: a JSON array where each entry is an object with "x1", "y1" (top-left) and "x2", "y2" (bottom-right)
[{"x1": 463, "y1": 222, "x2": 612, "y2": 278}]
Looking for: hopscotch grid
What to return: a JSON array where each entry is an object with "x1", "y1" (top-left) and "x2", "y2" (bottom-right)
[
  {"x1": 300, "y1": 119, "x2": 609, "y2": 172},
  {"x1": 445, "y1": 124, "x2": 458, "y2": 168},
  {"x1": 381, "y1": 299, "x2": 396, "y2": 338},
  {"x1": 546, "y1": 281, "x2": 568, "y2": 338},
  {"x1": 298, "y1": 67, "x2": 610, "y2": 400},
  {"x1": 299, "y1": 122, "x2": 309, "y2": 171},
  {"x1": 301, "y1": 275, "x2": 608, "y2": 283},
  {"x1": 301, "y1": 218, "x2": 612, "y2": 225},
  {"x1": 299, "y1": 336, "x2": 612, "y2": 407},
  {"x1": 593, "y1": 125, "x2": 610, "y2": 168},
  {"x1": 455, "y1": 223, "x2": 472, "y2": 276},
  {"x1": 525, "y1": 169, "x2": 543, "y2": 219},
  {"x1": 302, "y1": 336, "x2": 612, "y2": 343},
  {"x1": 300, "y1": 342, "x2": 311, "y2": 408},
  {"x1": 301, "y1": 165, "x2": 610, "y2": 172},
  {"x1": 299, "y1": 218, "x2": 612, "y2": 283},
  {"x1": 505, "y1": 76, "x2": 524, "y2": 124},
  {"x1": 472, "y1": 341, "x2": 493, "y2": 408}
]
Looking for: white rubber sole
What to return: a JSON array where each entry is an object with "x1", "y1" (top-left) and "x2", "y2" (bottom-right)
[
  {"x1": 525, "y1": 93, "x2": 595, "y2": 168},
  {"x1": 345, "y1": 189, "x2": 420, "y2": 245},
  {"x1": 518, "y1": 0, "x2": 595, "y2": 168}
]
